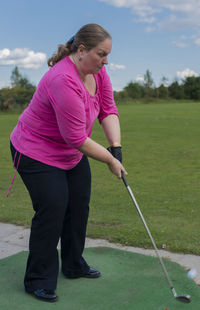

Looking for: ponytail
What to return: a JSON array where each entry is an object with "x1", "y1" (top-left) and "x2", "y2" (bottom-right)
[{"x1": 48, "y1": 42, "x2": 72, "y2": 67}]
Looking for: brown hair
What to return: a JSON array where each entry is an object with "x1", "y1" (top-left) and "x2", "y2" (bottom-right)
[{"x1": 48, "y1": 23, "x2": 111, "y2": 67}]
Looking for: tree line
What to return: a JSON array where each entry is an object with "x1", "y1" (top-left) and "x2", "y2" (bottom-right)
[
  {"x1": 114, "y1": 70, "x2": 200, "y2": 103},
  {"x1": 0, "y1": 67, "x2": 36, "y2": 110},
  {"x1": 0, "y1": 67, "x2": 200, "y2": 111}
]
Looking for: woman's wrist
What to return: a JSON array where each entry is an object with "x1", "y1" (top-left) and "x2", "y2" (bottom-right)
[{"x1": 110, "y1": 142, "x2": 121, "y2": 147}]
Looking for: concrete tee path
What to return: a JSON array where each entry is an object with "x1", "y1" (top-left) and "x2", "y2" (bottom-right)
[{"x1": 0, "y1": 222, "x2": 199, "y2": 285}]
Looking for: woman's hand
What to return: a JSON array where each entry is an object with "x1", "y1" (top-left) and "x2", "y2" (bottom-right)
[
  {"x1": 78, "y1": 137, "x2": 127, "y2": 178},
  {"x1": 107, "y1": 157, "x2": 127, "y2": 178}
]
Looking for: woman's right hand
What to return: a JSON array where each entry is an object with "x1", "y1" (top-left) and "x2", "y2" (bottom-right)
[
  {"x1": 78, "y1": 137, "x2": 127, "y2": 178},
  {"x1": 107, "y1": 157, "x2": 127, "y2": 178}
]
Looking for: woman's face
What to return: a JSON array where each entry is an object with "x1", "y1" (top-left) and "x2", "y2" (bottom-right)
[{"x1": 79, "y1": 38, "x2": 112, "y2": 74}]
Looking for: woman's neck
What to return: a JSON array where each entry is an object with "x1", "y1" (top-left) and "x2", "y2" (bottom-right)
[{"x1": 69, "y1": 54, "x2": 86, "y2": 82}]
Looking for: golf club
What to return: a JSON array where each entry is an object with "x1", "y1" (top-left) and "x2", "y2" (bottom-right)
[{"x1": 121, "y1": 174, "x2": 191, "y2": 303}]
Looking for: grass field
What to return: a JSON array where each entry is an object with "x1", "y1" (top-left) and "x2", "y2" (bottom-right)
[{"x1": 0, "y1": 101, "x2": 200, "y2": 254}]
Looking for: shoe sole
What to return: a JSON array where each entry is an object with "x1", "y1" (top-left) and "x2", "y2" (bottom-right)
[{"x1": 66, "y1": 272, "x2": 101, "y2": 279}]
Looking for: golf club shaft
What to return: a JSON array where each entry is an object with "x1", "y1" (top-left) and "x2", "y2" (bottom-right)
[{"x1": 122, "y1": 174, "x2": 177, "y2": 298}]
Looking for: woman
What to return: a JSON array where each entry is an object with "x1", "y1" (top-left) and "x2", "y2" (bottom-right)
[{"x1": 9, "y1": 23, "x2": 127, "y2": 302}]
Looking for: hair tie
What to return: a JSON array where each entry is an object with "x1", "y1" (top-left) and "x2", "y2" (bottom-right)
[{"x1": 68, "y1": 35, "x2": 74, "y2": 43}]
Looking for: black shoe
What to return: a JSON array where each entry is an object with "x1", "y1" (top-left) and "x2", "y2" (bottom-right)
[
  {"x1": 27, "y1": 289, "x2": 58, "y2": 302},
  {"x1": 83, "y1": 267, "x2": 101, "y2": 278},
  {"x1": 65, "y1": 267, "x2": 101, "y2": 279}
]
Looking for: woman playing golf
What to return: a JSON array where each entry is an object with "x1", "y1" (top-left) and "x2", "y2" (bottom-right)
[{"x1": 9, "y1": 23, "x2": 127, "y2": 302}]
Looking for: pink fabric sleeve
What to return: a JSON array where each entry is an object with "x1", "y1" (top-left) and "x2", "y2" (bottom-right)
[
  {"x1": 98, "y1": 67, "x2": 119, "y2": 123},
  {"x1": 47, "y1": 74, "x2": 87, "y2": 149}
]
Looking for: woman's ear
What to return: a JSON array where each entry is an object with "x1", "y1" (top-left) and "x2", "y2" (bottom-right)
[{"x1": 78, "y1": 44, "x2": 87, "y2": 59}]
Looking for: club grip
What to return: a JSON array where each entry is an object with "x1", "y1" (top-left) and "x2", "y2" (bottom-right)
[{"x1": 121, "y1": 173, "x2": 128, "y2": 187}]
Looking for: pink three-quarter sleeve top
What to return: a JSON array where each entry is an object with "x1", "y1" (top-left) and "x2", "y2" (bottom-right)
[{"x1": 10, "y1": 56, "x2": 118, "y2": 170}]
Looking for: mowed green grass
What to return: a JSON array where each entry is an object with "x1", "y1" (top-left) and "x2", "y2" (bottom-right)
[{"x1": 0, "y1": 102, "x2": 200, "y2": 254}]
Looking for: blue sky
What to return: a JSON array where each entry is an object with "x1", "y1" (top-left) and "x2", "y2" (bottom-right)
[{"x1": 0, "y1": 0, "x2": 200, "y2": 90}]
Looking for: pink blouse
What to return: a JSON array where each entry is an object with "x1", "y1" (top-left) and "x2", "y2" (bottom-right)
[{"x1": 10, "y1": 56, "x2": 118, "y2": 170}]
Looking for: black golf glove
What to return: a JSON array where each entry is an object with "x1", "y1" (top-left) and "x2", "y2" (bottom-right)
[{"x1": 107, "y1": 146, "x2": 122, "y2": 163}]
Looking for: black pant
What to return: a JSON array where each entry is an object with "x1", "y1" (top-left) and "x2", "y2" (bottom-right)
[{"x1": 10, "y1": 143, "x2": 91, "y2": 291}]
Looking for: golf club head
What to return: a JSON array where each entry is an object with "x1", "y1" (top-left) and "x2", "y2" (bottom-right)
[{"x1": 176, "y1": 295, "x2": 191, "y2": 303}]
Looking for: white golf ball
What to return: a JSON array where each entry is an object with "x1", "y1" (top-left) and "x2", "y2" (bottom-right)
[{"x1": 187, "y1": 268, "x2": 197, "y2": 279}]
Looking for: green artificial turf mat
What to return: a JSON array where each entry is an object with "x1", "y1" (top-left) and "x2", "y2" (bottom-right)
[{"x1": 0, "y1": 247, "x2": 199, "y2": 309}]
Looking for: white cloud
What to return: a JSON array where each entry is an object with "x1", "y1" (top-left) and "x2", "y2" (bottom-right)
[
  {"x1": 136, "y1": 76, "x2": 144, "y2": 83},
  {"x1": 157, "y1": 14, "x2": 191, "y2": 32},
  {"x1": 99, "y1": 0, "x2": 200, "y2": 44},
  {"x1": 194, "y1": 38, "x2": 200, "y2": 46},
  {"x1": 100, "y1": 0, "x2": 200, "y2": 19},
  {"x1": 139, "y1": 15, "x2": 156, "y2": 24},
  {"x1": 0, "y1": 48, "x2": 46, "y2": 69},
  {"x1": 162, "y1": 2, "x2": 199, "y2": 14},
  {"x1": 109, "y1": 63, "x2": 126, "y2": 70},
  {"x1": 100, "y1": 0, "x2": 160, "y2": 18},
  {"x1": 176, "y1": 68, "x2": 198, "y2": 79},
  {"x1": 145, "y1": 25, "x2": 156, "y2": 32},
  {"x1": 173, "y1": 40, "x2": 188, "y2": 48},
  {"x1": 172, "y1": 36, "x2": 188, "y2": 48}
]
